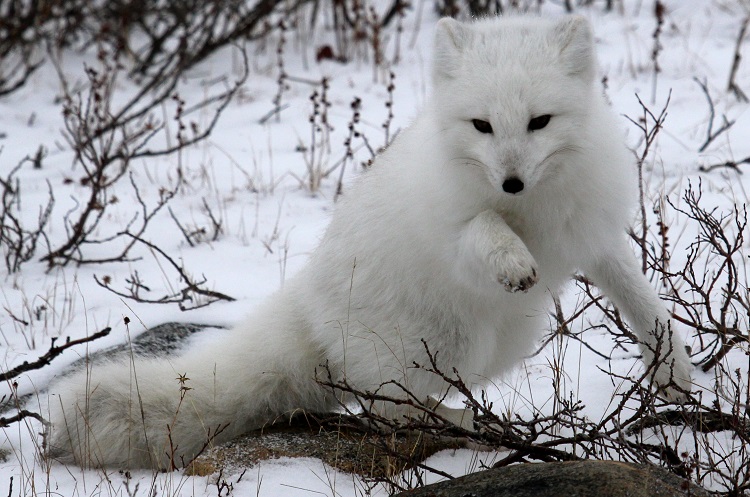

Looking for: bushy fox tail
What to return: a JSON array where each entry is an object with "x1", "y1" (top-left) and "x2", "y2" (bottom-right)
[{"x1": 47, "y1": 297, "x2": 333, "y2": 469}]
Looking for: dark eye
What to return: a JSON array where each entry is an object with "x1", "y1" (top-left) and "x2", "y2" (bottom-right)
[
  {"x1": 528, "y1": 114, "x2": 551, "y2": 131},
  {"x1": 472, "y1": 119, "x2": 493, "y2": 134}
]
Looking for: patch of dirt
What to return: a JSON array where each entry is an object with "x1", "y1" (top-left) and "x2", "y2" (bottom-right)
[{"x1": 185, "y1": 414, "x2": 463, "y2": 479}]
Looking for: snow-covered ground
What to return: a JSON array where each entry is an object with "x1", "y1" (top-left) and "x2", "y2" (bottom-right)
[{"x1": 1, "y1": 1, "x2": 749, "y2": 495}]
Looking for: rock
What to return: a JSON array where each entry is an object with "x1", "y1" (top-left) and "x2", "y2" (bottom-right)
[
  {"x1": 3, "y1": 322, "x2": 224, "y2": 416},
  {"x1": 66, "y1": 322, "x2": 224, "y2": 370},
  {"x1": 393, "y1": 460, "x2": 710, "y2": 497}
]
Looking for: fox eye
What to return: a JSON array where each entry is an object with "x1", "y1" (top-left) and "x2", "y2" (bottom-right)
[
  {"x1": 528, "y1": 114, "x2": 551, "y2": 131},
  {"x1": 472, "y1": 119, "x2": 493, "y2": 134}
]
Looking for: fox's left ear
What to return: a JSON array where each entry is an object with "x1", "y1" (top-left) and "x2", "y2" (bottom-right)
[
  {"x1": 433, "y1": 17, "x2": 472, "y2": 81},
  {"x1": 552, "y1": 16, "x2": 595, "y2": 80}
]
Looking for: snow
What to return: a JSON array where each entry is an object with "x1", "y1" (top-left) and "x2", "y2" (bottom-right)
[{"x1": 1, "y1": 1, "x2": 749, "y2": 495}]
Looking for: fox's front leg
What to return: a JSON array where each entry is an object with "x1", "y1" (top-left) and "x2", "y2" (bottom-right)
[
  {"x1": 585, "y1": 242, "x2": 692, "y2": 398},
  {"x1": 459, "y1": 210, "x2": 538, "y2": 293}
]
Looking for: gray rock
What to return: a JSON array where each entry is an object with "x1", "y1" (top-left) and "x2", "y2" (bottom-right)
[
  {"x1": 394, "y1": 460, "x2": 710, "y2": 497},
  {"x1": 65, "y1": 322, "x2": 223, "y2": 370},
  {"x1": 2, "y1": 322, "x2": 223, "y2": 415}
]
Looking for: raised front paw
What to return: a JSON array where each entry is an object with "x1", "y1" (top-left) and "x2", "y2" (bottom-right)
[{"x1": 490, "y1": 247, "x2": 539, "y2": 293}]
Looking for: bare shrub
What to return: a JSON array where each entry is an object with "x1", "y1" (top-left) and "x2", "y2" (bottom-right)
[
  {"x1": 294, "y1": 69, "x2": 399, "y2": 196},
  {"x1": 624, "y1": 88, "x2": 749, "y2": 373},
  {"x1": 317, "y1": 338, "x2": 697, "y2": 494},
  {"x1": 0, "y1": 152, "x2": 54, "y2": 273},
  {"x1": 433, "y1": 0, "x2": 620, "y2": 17},
  {"x1": 435, "y1": 0, "x2": 505, "y2": 17},
  {"x1": 662, "y1": 185, "x2": 748, "y2": 372},
  {"x1": 319, "y1": 308, "x2": 747, "y2": 496},
  {"x1": 0, "y1": 0, "x2": 305, "y2": 97},
  {"x1": 624, "y1": 91, "x2": 670, "y2": 274},
  {"x1": 0, "y1": 2, "x2": 45, "y2": 96},
  {"x1": 327, "y1": 0, "x2": 407, "y2": 67},
  {"x1": 41, "y1": 44, "x2": 247, "y2": 268},
  {"x1": 302, "y1": 77, "x2": 334, "y2": 193}
]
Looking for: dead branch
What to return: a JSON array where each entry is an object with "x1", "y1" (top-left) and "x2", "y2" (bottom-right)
[
  {"x1": 95, "y1": 233, "x2": 235, "y2": 310},
  {"x1": 661, "y1": 182, "x2": 748, "y2": 371},
  {"x1": 727, "y1": 16, "x2": 749, "y2": 103},
  {"x1": 178, "y1": 423, "x2": 230, "y2": 470},
  {"x1": 625, "y1": 91, "x2": 671, "y2": 275},
  {"x1": 694, "y1": 77, "x2": 736, "y2": 153},
  {"x1": 0, "y1": 409, "x2": 47, "y2": 429},
  {"x1": 699, "y1": 156, "x2": 750, "y2": 174},
  {"x1": 0, "y1": 328, "x2": 111, "y2": 383},
  {"x1": 650, "y1": 0, "x2": 665, "y2": 104},
  {"x1": 0, "y1": 153, "x2": 54, "y2": 273}
]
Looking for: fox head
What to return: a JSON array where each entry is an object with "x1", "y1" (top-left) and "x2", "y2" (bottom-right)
[{"x1": 431, "y1": 16, "x2": 597, "y2": 196}]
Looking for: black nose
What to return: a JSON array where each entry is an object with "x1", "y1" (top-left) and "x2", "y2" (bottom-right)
[{"x1": 502, "y1": 177, "x2": 524, "y2": 194}]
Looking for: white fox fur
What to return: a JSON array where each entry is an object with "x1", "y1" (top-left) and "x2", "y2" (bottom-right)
[{"x1": 48, "y1": 15, "x2": 692, "y2": 469}]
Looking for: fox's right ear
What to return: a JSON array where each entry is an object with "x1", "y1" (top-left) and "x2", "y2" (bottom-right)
[
  {"x1": 433, "y1": 18, "x2": 470, "y2": 81},
  {"x1": 553, "y1": 16, "x2": 595, "y2": 80}
]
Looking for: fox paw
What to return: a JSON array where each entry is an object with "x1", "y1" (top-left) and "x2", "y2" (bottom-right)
[
  {"x1": 652, "y1": 355, "x2": 693, "y2": 402},
  {"x1": 491, "y1": 249, "x2": 539, "y2": 293},
  {"x1": 426, "y1": 397, "x2": 475, "y2": 431}
]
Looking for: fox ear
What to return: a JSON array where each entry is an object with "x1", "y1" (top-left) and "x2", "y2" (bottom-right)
[
  {"x1": 433, "y1": 17, "x2": 471, "y2": 81},
  {"x1": 552, "y1": 16, "x2": 595, "y2": 80}
]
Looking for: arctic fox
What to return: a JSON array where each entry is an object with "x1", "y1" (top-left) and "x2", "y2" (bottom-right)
[{"x1": 48, "y1": 15, "x2": 692, "y2": 469}]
